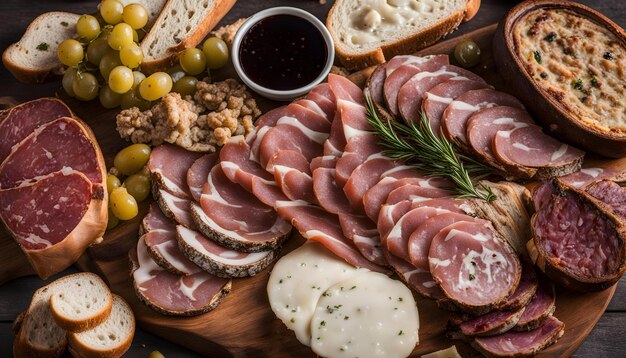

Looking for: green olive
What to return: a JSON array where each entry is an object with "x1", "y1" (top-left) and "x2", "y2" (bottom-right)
[
  {"x1": 454, "y1": 39, "x2": 481, "y2": 68},
  {"x1": 106, "y1": 208, "x2": 119, "y2": 230},
  {"x1": 106, "y1": 174, "x2": 121, "y2": 194},
  {"x1": 113, "y1": 143, "x2": 151, "y2": 175},
  {"x1": 123, "y1": 173, "x2": 151, "y2": 202},
  {"x1": 172, "y1": 76, "x2": 198, "y2": 97},
  {"x1": 109, "y1": 187, "x2": 138, "y2": 220}
]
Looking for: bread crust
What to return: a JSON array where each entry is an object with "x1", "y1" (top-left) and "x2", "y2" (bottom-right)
[
  {"x1": 140, "y1": 0, "x2": 237, "y2": 73},
  {"x1": 464, "y1": 0, "x2": 481, "y2": 21}
]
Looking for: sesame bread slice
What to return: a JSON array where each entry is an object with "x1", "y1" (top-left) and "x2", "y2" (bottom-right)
[
  {"x1": 50, "y1": 273, "x2": 113, "y2": 332},
  {"x1": 68, "y1": 295, "x2": 135, "y2": 358},
  {"x1": 139, "y1": 0, "x2": 237, "y2": 72}
]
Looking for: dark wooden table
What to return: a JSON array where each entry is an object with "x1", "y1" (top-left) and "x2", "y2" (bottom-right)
[{"x1": 0, "y1": 1, "x2": 624, "y2": 357}]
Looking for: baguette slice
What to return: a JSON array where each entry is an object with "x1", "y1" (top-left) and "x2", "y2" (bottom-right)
[
  {"x1": 2, "y1": 12, "x2": 80, "y2": 83},
  {"x1": 327, "y1": 0, "x2": 481, "y2": 70},
  {"x1": 50, "y1": 273, "x2": 113, "y2": 332},
  {"x1": 139, "y1": 0, "x2": 237, "y2": 73},
  {"x1": 68, "y1": 295, "x2": 135, "y2": 358}
]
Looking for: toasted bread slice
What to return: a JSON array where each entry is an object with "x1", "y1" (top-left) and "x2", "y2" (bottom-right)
[
  {"x1": 327, "y1": 0, "x2": 481, "y2": 70},
  {"x1": 139, "y1": 0, "x2": 237, "y2": 73},
  {"x1": 50, "y1": 272, "x2": 113, "y2": 332},
  {"x1": 68, "y1": 295, "x2": 135, "y2": 358}
]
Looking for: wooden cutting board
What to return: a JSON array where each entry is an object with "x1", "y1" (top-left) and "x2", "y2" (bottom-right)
[{"x1": 1, "y1": 24, "x2": 624, "y2": 357}]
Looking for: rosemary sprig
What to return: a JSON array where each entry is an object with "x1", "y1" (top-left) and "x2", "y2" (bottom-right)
[{"x1": 365, "y1": 93, "x2": 496, "y2": 201}]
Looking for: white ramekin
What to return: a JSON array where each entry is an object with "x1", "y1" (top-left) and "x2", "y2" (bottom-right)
[{"x1": 231, "y1": 7, "x2": 335, "y2": 101}]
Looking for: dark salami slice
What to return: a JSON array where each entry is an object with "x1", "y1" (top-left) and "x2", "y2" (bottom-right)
[
  {"x1": 456, "y1": 305, "x2": 526, "y2": 337},
  {"x1": 0, "y1": 98, "x2": 72, "y2": 162},
  {"x1": 514, "y1": 280, "x2": 556, "y2": 331},
  {"x1": 500, "y1": 263, "x2": 538, "y2": 311}
]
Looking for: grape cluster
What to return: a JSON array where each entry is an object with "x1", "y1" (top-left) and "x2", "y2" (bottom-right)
[{"x1": 59, "y1": 0, "x2": 229, "y2": 110}]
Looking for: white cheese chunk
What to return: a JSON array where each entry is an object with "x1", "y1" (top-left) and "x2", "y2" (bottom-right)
[
  {"x1": 310, "y1": 271, "x2": 419, "y2": 358},
  {"x1": 421, "y1": 345, "x2": 461, "y2": 358}
]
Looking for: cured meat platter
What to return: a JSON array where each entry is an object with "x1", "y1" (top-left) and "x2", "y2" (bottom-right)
[{"x1": 1, "y1": 23, "x2": 621, "y2": 357}]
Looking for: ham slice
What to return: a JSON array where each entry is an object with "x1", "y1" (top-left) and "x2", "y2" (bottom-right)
[
  {"x1": 154, "y1": 189, "x2": 195, "y2": 229},
  {"x1": 0, "y1": 118, "x2": 102, "y2": 189},
  {"x1": 0, "y1": 98, "x2": 72, "y2": 162},
  {"x1": 312, "y1": 168, "x2": 353, "y2": 214},
  {"x1": 472, "y1": 316, "x2": 564, "y2": 357},
  {"x1": 220, "y1": 136, "x2": 276, "y2": 193},
  {"x1": 429, "y1": 221, "x2": 521, "y2": 314},
  {"x1": 493, "y1": 126, "x2": 584, "y2": 179},
  {"x1": 386, "y1": 184, "x2": 451, "y2": 205},
  {"x1": 129, "y1": 236, "x2": 231, "y2": 316},
  {"x1": 335, "y1": 134, "x2": 381, "y2": 188},
  {"x1": 310, "y1": 155, "x2": 338, "y2": 172},
  {"x1": 148, "y1": 144, "x2": 203, "y2": 199},
  {"x1": 337, "y1": 213, "x2": 386, "y2": 266},
  {"x1": 514, "y1": 280, "x2": 556, "y2": 331},
  {"x1": 422, "y1": 79, "x2": 492, "y2": 134},
  {"x1": 186, "y1": 153, "x2": 218, "y2": 202},
  {"x1": 344, "y1": 157, "x2": 396, "y2": 213},
  {"x1": 258, "y1": 122, "x2": 327, "y2": 169},
  {"x1": 323, "y1": 111, "x2": 347, "y2": 157},
  {"x1": 267, "y1": 150, "x2": 316, "y2": 203}
]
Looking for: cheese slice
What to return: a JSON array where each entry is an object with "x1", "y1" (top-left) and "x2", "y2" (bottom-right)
[
  {"x1": 421, "y1": 346, "x2": 462, "y2": 358},
  {"x1": 310, "y1": 271, "x2": 419, "y2": 358},
  {"x1": 267, "y1": 242, "x2": 359, "y2": 345}
]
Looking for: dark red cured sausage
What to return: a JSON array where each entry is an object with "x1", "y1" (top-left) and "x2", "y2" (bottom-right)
[
  {"x1": 586, "y1": 180, "x2": 626, "y2": 220},
  {"x1": 514, "y1": 280, "x2": 556, "y2": 331},
  {"x1": 500, "y1": 263, "x2": 538, "y2": 311},
  {"x1": 148, "y1": 143, "x2": 203, "y2": 199},
  {"x1": 0, "y1": 98, "x2": 72, "y2": 162},
  {"x1": 397, "y1": 65, "x2": 485, "y2": 124},
  {"x1": 0, "y1": 118, "x2": 102, "y2": 189},
  {"x1": 429, "y1": 221, "x2": 521, "y2": 314},
  {"x1": 187, "y1": 153, "x2": 218, "y2": 202},
  {"x1": 457, "y1": 306, "x2": 526, "y2": 337},
  {"x1": 422, "y1": 80, "x2": 492, "y2": 135},
  {"x1": 442, "y1": 89, "x2": 524, "y2": 146}
]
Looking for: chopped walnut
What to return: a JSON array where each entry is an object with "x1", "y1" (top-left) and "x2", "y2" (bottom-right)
[
  {"x1": 116, "y1": 79, "x2": 260, "y2": 152},
  {"x1": 331, "y1": 65, "x2": 350, "y2": 77},
  {"x1": 210, "y1": 18, "x2": 247, "y2": 48}
]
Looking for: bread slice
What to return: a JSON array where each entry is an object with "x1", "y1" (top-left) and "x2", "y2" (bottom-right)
[
  {"x1": 327, "y1": 0, "x2": 481, "y2": 70},
  {"x1": 68, "y1": 295, "x2": 135, "y2": 358},
  {"x1": 13, "y1": 281, "x2": 67, "y2": 358},
  {"x1": 50, "y1": 273, "x2": 113, "y2": 332},
  {"x1": 139, "y1": 0, "x2": 237, "y2": 73},
  {"x1": 2, "y1": 12, "x2": 80, "y2": 83}
]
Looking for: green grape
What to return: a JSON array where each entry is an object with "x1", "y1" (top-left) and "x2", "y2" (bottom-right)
[
  {"x1": 100, "y1": 85, "x2": 123, "y2": 108},
  {"x1": 172, "y1": 76, "x2": 198, "y2": 97},
  {"x1": 121, "y1": 87, "x2": 151, "y2": 110},
  {"x1": 179, "y1": 48, "x2": 207, "y2": 76},
  {"x1": 86, "y1": 38, "x2": 109, "y2": 65},
  {"x1": 76, "y1": 15, "x2": 101, "y2": 41},
  {"x1": 108, "y1": 66, "x2": 134, "y2": 94},
  {"x1": 109, "y1": 187, "x2": 138, "y2": 220},
  {"x1": 139, "y1": 72, "x2": 172, "y2": 101},
  {"x1": 72, "y1": 72, "x2": 99, "y2": 101},
  {"x1": 108, "y1": 23, "x2": 134, "y2": 50},
  {"x1": 99, "y1": 49, "x2": 122, "y2": 79},
  {"x1": 132, "y1": 28, "x2": 139, "y2": 42},
  {"x1": 123, "y1": 4, "x2": 148, "y2": 30},
  {"x1": 166, "y1": 65, "x2": 186, "y2": 83},
  {"x1": 132, "y1": 71, "x2": 145, "y2": 89},
  {"x1": 106, "y1": 208, "x2": 119, "y2": 230},
  {"x1": 57, "y1": 39, "x2": 84, "y2": 67},
  {"x1": 106, "y1": 174, "x2": 121, "y2": 194},
  {"x1": 119, "y1": 43, "x2": 143, "y2": 68},
  {"x1": 100, "y1": 0, "x2": 124, "y2": 25},
  {"x1": 123, "y1": 174, "x2": 151, "y2": 202},
  {"x1": 454, "y1": 40, "x2": 481, "y2": 68},
  {"x1": 62, "y1": 68, "x2": 78, "y2": 97},
  {"x1": 203, "y1": 37, "x2": 229, "y2": 70}
]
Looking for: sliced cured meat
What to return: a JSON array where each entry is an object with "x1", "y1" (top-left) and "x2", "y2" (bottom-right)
[
  {"x1": 385, "y1": 184, "x2": 451, "y2": 205},
  {"x1": 441, "y1": 89, "x2": 524, "y2": 145},
  {"x1": 312, "y1": 168, "x2": 353, "y2": 214},
  {"x1": 530, "y1": 180, "x2": 626, "y2": 291},
  {"x1": 398, "y1": 65, "x2": 485, "y2": 123},
  {"x1": 386, "y1": 206, "x2": 454, "y2": 262},
  {"x1": 514, "y1": 280, "x2": 556, "y2": 331},
  {"x1": 310, "y1": 155, "x2": 338, "y2": 172},
  {"x1": 275, "y1": 201, "x2": 386, "y2": 273},
  {"x1": 384, "y1": 55, "x2": 449, "y2": 116},
  {"x1": 186, "y1": 153, "x2": 217, "y2": 202},
  {"x1": 0, "y1": 170, "x2": 105, "y2": 279},
  {"x1": 344, "y1": 157, "x2": 396, "y2": 213},
  {"x1": 0, "y1": 118, "x2": 102, "y2": 189},
  {"x1": 0, "y1": 98, "x2": 72, "y2": 162},
  {"x1": 143, "y1": 230, "x2": 200, "y2": 276},
  {"x1": 532, "y1": 181, "x2": 554, "y2": 213},
  {"x1": 383, "y1": 249, "x2": 445, "y2": 299},
  {"x1": 220, "y1": 136, "x2": 275, "y2": 193},
  {"x1": 501, "y1": 263, "x2": 538, "y2": 311},
  {"x1": 408, "y1": 212, "x2": 485, "y2": 269},
  {"x1": 338, "y1": 213, "x2": 386, "y2": 266},
  {"x1": 472, "y1": 316, "x2": 564, "y2": 357},
  {"x1": 250, "y1": 175, "x2": 291, "y2": 208},
  {"x1": 456, "y1": 306, "x2": 526, "y2": 337},
  {"x1": 258, "y1": 123, "x2": 327, "y2": 169},
  {"x1": 141, "y1": 202, "x2": 175, "y2": 235},
  {"x1": 365, "y1": 63, "x2": 387, "y2": 106},
  {"x1": 337, "y1": 100, "x2": 371, "y2": 143},
  {"x1": 129, "y1": 236, "x2": 231, "y2": 316},
  {"x1": 305, "y1": 83, "x2": 336, "y2": 121},
  {"x1": 422, "y1": 80, "x2": 492, "y2": 134},
  {"x1": 154, "y1": 189, "x2": 195, "y2": 229},
  {"x1": 176, "y1": 225, "x2": 277, "y2": 278},
  {"x1": 282, "y1": 102, "x2": 332, "y2": 133},
  {"x1": 466, "y1": 106, "x2": 534, "y2": 169},
  {"x1": 268, "y1": 150, "x2": 315, "y2": 203},
  {"x1": 328, "y1": 73, "x2": 364, "y2": 105},
  {"x1": 586, "y1": 180, "x2": 626, "y2": 220},
  {"x1": 385, "y1": 55, "x2": 429, "y2": 76},
  {"x1": 429, "y1": 221, "x2": 521, "y2": 314},
  {"x1": 148, "y1": 144, "x2": 202, "y2": 199},
  {"x1": 493, "y1": 125, "x2": 584, "y2": 179},
  {"x1": 335, "y1": 134, "x2": 381, "y2": 188},
  {"x1": 248, "y1": 106, "x2": 291, "y2": 158},
  {"x1": 560, "y1": 167, "x2": 617, "y2": 189},
  {"x1": 323, "y1": 111, "x2": 346, "y2": 157}
]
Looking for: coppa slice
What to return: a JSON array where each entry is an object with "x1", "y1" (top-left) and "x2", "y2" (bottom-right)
[
  {"x1": 312, "y1": 168, "x2": 353, "y2": 214},
  {"x1": 148, "y1": 144, "x2": 203, "y2": 199},
  {"x1": 267, "y1": 150, "x2": 315, "y2": 203},
  {"x1": 493, "y1": 125, "x2": 584, "y2": 179},
  {"x1": 429, "y1": 221, "x2": 521, "y2": 314},
  {"x1": 186, "y1": 153, "x2": 218, "y2": 202},
  {"x1": 0, "y1": 97, "x2": 72, "y2": 162},
  {"x1": 129, "y1": 237, "x2": 231, "y2": 316},
  {"x1": 267, "y1": 242, "x2": 359, "y2": 346},
  {"x1": 310, "y1": 271, "x2": 419, "y2": 358},
  {"x1": 176, "y1": 225, "x2": 278, "y2": 278}
]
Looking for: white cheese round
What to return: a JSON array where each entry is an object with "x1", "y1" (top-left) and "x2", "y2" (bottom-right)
[
  {"x1": 267, "y1": 242, "x2": 359, "y2": 346},
  {"x1": 310, "y1": 271, "x2": 419, "y2": 358}
]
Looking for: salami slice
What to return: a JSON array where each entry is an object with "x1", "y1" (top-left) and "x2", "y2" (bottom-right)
[
  {"x1": 513, "y1": 280, "x2": 556, "y2": 331},
  {"x1": 456, "y1": 305, "x2": 526, "y2": 337}
]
